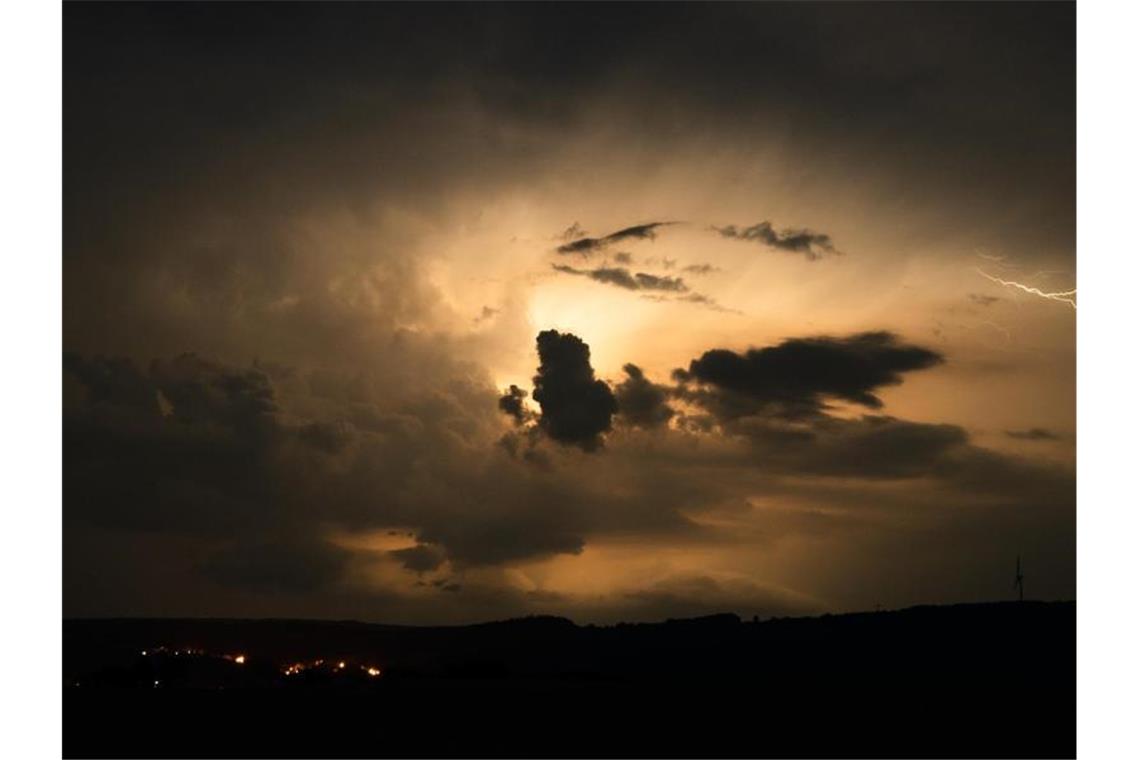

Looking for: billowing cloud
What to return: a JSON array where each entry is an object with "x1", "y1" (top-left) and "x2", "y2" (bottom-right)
[
  {"x1": 556, "y1": 222, "x2": 677, "y2": 255},
  {"x1": 532, "y1": 330, "x2": 618, "y2": 451},
  {"x1": 713, "y1": 221, "x2": 838, "y2": 260}
]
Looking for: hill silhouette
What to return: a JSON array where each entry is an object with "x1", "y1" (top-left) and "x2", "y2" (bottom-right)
[{"x1": 64, "y1": 601, "x2": 1074, "y2": 758}]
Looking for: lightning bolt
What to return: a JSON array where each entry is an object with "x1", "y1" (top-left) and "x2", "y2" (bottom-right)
[{"x1": 975, "y1": 268, "x2": 1076, "y2": 310}]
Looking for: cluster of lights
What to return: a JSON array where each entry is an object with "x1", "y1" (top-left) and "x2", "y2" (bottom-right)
[
  {"x1": 280, "y1": 658, "x2": 381, "y2": 678},
  {"x1": 139, "y1": 647, "x2": 380, "y2": 678}
]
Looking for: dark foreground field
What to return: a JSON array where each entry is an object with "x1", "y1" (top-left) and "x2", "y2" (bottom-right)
[{"x1": 64, "y1": 601, "x2": 1075, "y2": 758}]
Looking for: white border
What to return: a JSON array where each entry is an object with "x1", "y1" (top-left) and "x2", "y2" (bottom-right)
[
  {"x1": 1078, "y1": 1, "x2": 1140, "y2": 758},
  {"x1": 0, "y1": 1, "x2": 61, "y2": 758}
]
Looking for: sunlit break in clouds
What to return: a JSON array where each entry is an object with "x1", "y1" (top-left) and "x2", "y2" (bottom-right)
[{"x1": 63, "y1": 1, "x2": 1074, "y2": 627}]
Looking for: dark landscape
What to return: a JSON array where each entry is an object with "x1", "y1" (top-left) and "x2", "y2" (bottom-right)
[{"x1": 64, "y1": 601, "x2": 1075, "y2": 758}]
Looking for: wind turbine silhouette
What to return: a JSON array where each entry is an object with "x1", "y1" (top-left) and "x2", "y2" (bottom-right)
[{"x1": 1014, "y1": 555, "x2": 1024, "y2": 602}]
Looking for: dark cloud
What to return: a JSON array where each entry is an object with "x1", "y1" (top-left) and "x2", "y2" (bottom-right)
[
  {"x1": 615, "y1": 364, "x2": 676, "y2": 429},
  {"x1": 612, "y1": 252, "x2": 633, "y2": 264},
  {"x1": 634, "y1": 272, "x2": 687, "y2": 292},
  {"x1": 1005, "y1": 427, "x2": 1058, "y2": 441},
  {"x1": 675, "y1": 331, "x2": 943, "y2": 420},
  {"x1": 497, "y1": 384, "x2": 532, "y2": 425},
  {"x1": 553, "y1": 264, "x2": 688, "y2": 293},
  {"x1": 532, "y1": 330, "x2": 618, "y2": 451},
  {"x1": 553, "y1": 264, "x2": 636, "y2": 289},
  {"x1": 63, "y1": 345, "x2": 703, "y2": 590},
  {"x1": 713, "y1": 221, "x2": 838, "y2": 260},
  {"x1": 682, "y1": 263, "x2": 719, "y2": 275},
  {"x1": 150, "y1": 353, "x2": 279, "y2": 434},
  {"x1": 556, "y1": 222, "x2": 676, "y2": 255}
]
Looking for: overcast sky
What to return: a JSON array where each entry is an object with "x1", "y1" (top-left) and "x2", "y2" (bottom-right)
[{"x1": 63, "y1": 2, "x2": 1074, "y2": 624}]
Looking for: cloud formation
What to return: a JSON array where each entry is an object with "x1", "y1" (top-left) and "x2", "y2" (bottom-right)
[
  {"x1": 614, "y1": 364, "x2": 676, "y2": 429},
  {"x1": 674, "y1": 331, "x2": 943, "y2": 420},
  {"x1": 556, "y1": 222, "x2": 676, "y2": 255},
  {"x1": 713, "y1": 221, "x2": 838, "y2": 260},
  {"x1": 498, "y1": 384, "x2": 532, "y2": 425},
  {"x1": 532, "y1": 330, "x2": 618, "y2": 451},
  {"x1": 553, "y1": 264, "x2": 688, "y2": 292}
]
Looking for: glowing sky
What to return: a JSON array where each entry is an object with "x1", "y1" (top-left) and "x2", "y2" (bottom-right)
[{"x1": 64, "y1": 2, "x2": 1075, "y2": 623}]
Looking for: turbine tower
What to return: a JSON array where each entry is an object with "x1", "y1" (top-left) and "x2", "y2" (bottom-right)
[{"x1": 1014, "y1": 555, "x2": 1024, "y2": 602}]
